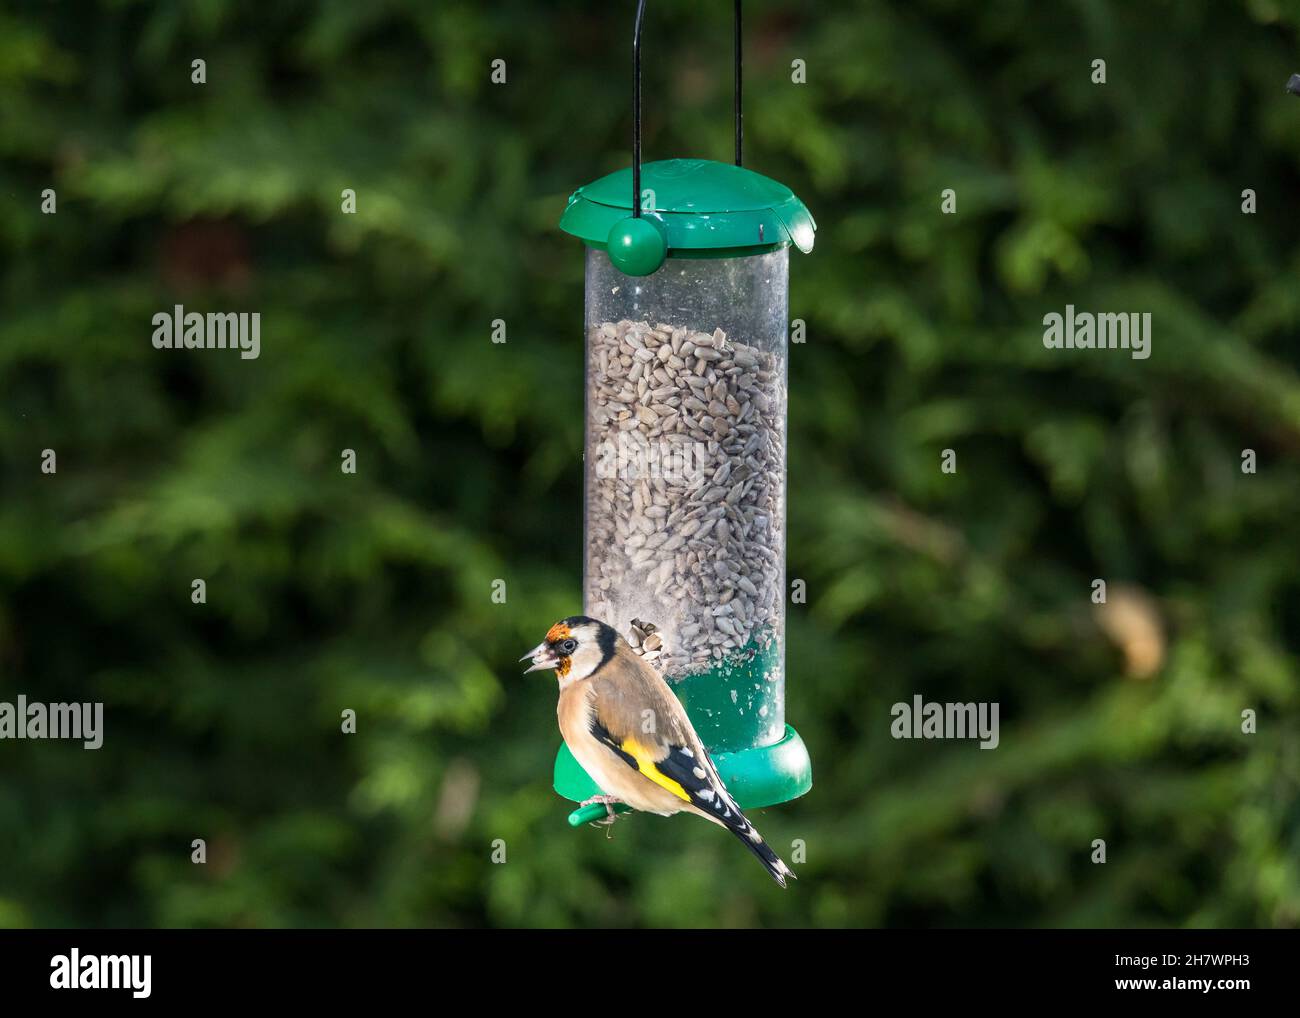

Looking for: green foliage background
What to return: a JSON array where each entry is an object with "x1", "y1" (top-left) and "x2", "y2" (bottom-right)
[{"x1": 1, "y1": 0, "x2": 1298, "y2": 928}]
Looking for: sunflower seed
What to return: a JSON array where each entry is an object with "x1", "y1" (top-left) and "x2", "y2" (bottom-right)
[{"x1": 584, "y1": 318, "x2": 786, "y2": 678}]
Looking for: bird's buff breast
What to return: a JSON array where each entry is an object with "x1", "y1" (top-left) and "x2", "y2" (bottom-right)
[{"x1": 558, "y1": 690, "x2": 684, "y2": 817}]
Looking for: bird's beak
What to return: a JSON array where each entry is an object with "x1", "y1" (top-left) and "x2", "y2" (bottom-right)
[{"x1": 520, "y1": 641, "x2": 560, "y2": 674}]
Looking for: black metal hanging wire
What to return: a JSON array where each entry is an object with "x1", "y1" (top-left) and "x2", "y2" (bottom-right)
[
  {"x1": 734, "y1": 0, "x2": 743, "y2": 165},
  {"x1": 632, "y1": 0, "x2": 744, "y2": 219}
]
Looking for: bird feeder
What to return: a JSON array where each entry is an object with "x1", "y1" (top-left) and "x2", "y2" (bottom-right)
[{"x1": 553, "y1": 0, "x2": 814, "y2": 826}]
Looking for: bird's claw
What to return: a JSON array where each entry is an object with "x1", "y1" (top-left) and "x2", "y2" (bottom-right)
[{"x1": 580, "y1": 794, "x2": 625, "y2": 834}]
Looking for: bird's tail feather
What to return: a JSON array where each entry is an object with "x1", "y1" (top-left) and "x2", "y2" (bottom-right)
[{"x1": 723, "y1": 812, "x2": 795, "y2": 888}]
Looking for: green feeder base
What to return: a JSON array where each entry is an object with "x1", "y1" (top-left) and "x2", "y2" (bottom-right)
[{"x1": 553, "y1": 724, "x2": 812, "y2": 827}]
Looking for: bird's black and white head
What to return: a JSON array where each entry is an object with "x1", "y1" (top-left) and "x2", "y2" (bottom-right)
[{"x1": 520, "y1": 616, "x2": 617, "y2": 684}]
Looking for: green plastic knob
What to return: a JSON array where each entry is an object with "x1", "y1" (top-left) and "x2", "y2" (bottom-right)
[{"x1": 606, "y1": 216, "x2": 667, "y2": 276}]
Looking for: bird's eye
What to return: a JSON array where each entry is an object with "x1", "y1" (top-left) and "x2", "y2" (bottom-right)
[{"x1": 560, "y1": 639, "x2": 578, "y2": 655}]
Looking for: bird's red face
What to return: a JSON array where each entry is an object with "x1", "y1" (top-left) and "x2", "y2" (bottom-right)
[{"x1": 520, "y1": 621, "x2": 580, "y2": 678}]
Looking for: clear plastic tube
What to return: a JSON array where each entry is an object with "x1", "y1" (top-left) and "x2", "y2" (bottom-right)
[{"x1": 582, "y1": 247, "x2": 789, "y2": 747}]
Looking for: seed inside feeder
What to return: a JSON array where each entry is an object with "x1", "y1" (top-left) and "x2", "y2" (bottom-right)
[{"x1": 585, "y1": 317, "x2": 786, "y2": 684}]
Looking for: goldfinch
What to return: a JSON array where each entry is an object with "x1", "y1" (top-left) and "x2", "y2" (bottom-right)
[{"x1": 521, "y1": 615, "x2": 796, "y2": 888}]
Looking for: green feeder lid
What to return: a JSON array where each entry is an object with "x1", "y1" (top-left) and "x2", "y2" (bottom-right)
[{"x1": 560, "y1": 158, "x2": 816, "y2": 269}]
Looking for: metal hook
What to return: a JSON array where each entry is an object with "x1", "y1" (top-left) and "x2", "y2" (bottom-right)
[{"x1": 632, "y1": 0, "x2": 743, "y2": 218}]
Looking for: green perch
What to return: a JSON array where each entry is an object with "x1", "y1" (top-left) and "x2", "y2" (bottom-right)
[{"x1": 567, "y1": 801, "x2": 635, "y2": 827}]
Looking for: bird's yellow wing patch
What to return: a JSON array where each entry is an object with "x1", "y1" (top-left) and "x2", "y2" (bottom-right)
[
  {"x1": 591, "y1": 718, "x2": 747, "y2": 826},
  {"x1": 621, "y1": 738, "x2": 691, "y2": 802}
]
